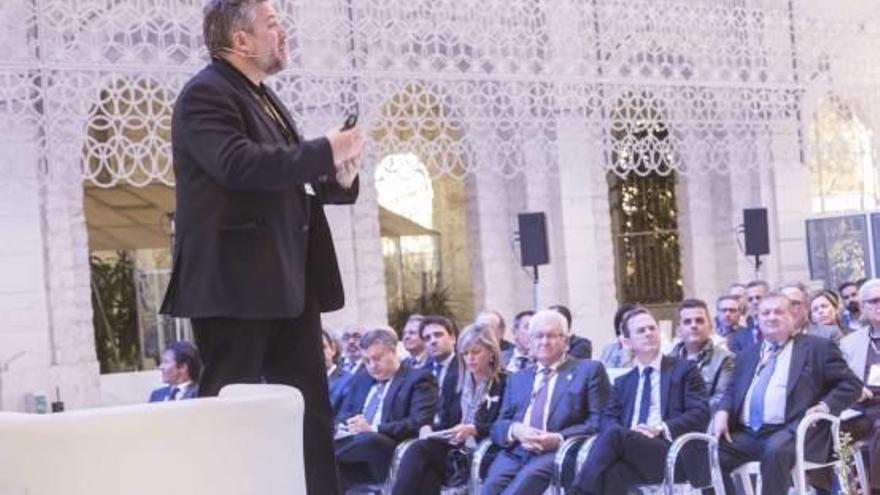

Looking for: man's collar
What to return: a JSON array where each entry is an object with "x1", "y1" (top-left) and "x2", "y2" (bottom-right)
[
  {"x1": 677, "y1": 338, "x2": 713, "y2": 360},
  {"x1": 635, "y1": 352, "x2": 662, "y2": 373},
  {"x1": 437, "y1": 352, "x2": 455, "y2": 367},
  {"x1": 213, "y1": 56, "x2": 264, "y2": 90},
  {"x1": 536, "y1": 354, "x2": 566, "y2": 374},
  {"x1": 173, "y1": 381, "x2": 192, "y2": 391},
  {"x1": 327, "y1": 364, "x2": 337, "y2": 377}
]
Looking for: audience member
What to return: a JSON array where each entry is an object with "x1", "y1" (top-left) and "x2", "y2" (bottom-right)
[
  {"x1": 149, "y1": 341, "x2": 201, "y2": 402},
  {"x1": 713, "y1": 291, "x2": 861, "y2": 495},
  {"x1": 599, "y1": 303, "x2": 635, "y2": 368},
  {"x1": 477, "y1": 309, "x2": 514, "y2": 352},
  {"x1": 482, "y1": 310, "x2": 609, "y2": 495},
  {"x1": 548, "y1": 303, "x2": 592, "y2": 359},
  {"x1": 837, "y1": 279, "x2": 880, "y2": 492},
  {"x1": 728, "y1": 283, "x2": 750, "y2": 327},
  {"x1": 421, "y1": 315, "x2": 460, "y2": 431},
  {"x1": 669, "y1": 298, "x2": 734, "y2": 412},
  {"x1": 717, "y1": 295, "x2": 748, "y2": 353},
  {"x1": 780, "y1": 283, "x2": 843, "y2": 341},
  {"x1": 340, "y1": 324, "x2": 366, "y2": 374},
  {"x1": 401, "y1": 314, "x2": 428, "y2": 369},
  {"x1": 392, "y1": 323, "x2": 507, "y2": 495},
  {"x1": 840, "y1": 280, "x2": 866, "y2": 333},
  {"x1": 568, "y1": 307, "x2": 710, "y2": 495},
  {"x1": 503, "y1": 310, "x2": 534, "y2": 373},
  {"x1": 323, "y1": 329, "x2": 349, "y2": 415},
  {"x1": 729, "y1": 280, "x2": 769, "y2": 351},
  {"x1": 809, "y1": 289, "x2": 847, "y2": 336},
  {"x1": 334, "y1": 328, "x2": 438, "y2": 490}
]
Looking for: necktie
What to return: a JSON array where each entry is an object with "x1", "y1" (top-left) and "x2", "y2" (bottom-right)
[
  {"x1": 748, "y1": 344, "x2": 781, "y2": 431},
  {"x1": 168, "y1": 386, "x2": 179, "y2": 401},
  {"x1": 528, "y1": 368, "x2": 552, "y2": 429},
  {"x1": 516, "y1": 356, "x2": 530, "y2": 372},
  {"x1": 363, "y1": 381, "x2": 388, "y2": 425},
  {"x1": 637, "y1": 367, "x2": 653, "y2": 424},
  {"x1": 432, "y1": 361, "x2": 443, "y2": 380}
]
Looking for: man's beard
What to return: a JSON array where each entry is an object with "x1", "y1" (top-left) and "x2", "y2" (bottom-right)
[{"x1": 846, "y1": 301, "x2": 860, "y2": 313}]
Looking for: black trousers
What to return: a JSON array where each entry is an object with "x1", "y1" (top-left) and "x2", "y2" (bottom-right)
[
  {"x1": 717, "y1": 425, "x2": 795, "y2": 495},
  {"x1": 334, "y1": 432, "x2": 398, "y2": 491},
  {"x1": 392, "y1": 438, "x2": 453, "y2": 495},
  {"x1": 192, "y1": 296, "x2": 340, "y2": 495},
  {"x1": 571, "y1": 425, "x2": 670, "y2": 495}
]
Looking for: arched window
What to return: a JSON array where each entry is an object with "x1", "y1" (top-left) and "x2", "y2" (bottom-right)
[{"x1": 808, "y1": 95, "x2": 875, "y2": 213}]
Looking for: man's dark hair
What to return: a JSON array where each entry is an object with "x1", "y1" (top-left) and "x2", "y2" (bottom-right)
[
  {"x1": 746, "y1": 280, "x2": 769, "y2": 290},
  {"x1": 547, "y1": 304, "x2": 572, "y2": 329},
  {"x1": 513, "y1": 310, "x2": 535, "y2": 330},
  {"x1": 618, "y1": 306, "x2": 652, "y2": 338},
  {"x1": 419, "y1": 315, "x2": 458, "y2": 339},
  {"x1": 166, "y1": 341, "x2": 202, "y2": 382},
  {"x1": 839, "y1": 281, "x2": 858, "y2": 294},
  {"x1": 321, "y1": 329, "x2": 341, "y2": 364},
  {"x1": 203, "y1": 0, "x2": 265, "y2": 57},
  {"x1": 676, "y1": 298, "x2": 711, "y2": 327},
  {"x1": 612, "y1": 303, "x2": 637, "y2": 337}
]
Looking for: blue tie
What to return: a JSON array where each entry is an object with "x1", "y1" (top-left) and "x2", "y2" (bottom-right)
[
  {"x1": 637, "y1": 367, "x2": 653, "y2": 424},
  {"x1": 432, "y1": 361, "x2": 443, "y2": 380},
  {"x1": 363, "y1": 381, "x2": 388, "y2": 425},
  {"x1": 748, "y1": 344, "x2": 781, "y2": 431}
]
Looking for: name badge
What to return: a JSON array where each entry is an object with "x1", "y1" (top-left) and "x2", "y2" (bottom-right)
[
  {"x1": 304, "y1": 183, "x2": 316, "y2": 196},
  {"x1": 868, "y1": 364, "x2": 880, "y2": 387}
]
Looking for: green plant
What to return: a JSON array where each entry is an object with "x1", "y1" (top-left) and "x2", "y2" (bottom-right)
[
  {"x1": 388, "y1": 283, "x2": 458, "y2": 334},
  {"x1": 836, "y1": 430, "x2": 855, "y2": 495},
  {"x1": 90, "y1": 251, "x2": 141, "y2": 373}
]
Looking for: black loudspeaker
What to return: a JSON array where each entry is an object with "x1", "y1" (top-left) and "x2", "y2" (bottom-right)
[
  {"x1": 518, "y1": 212, "x2": 550, "y2": 267},
  {"x1": 743, "y1": 208, "x2": 770, "y2": 256}
]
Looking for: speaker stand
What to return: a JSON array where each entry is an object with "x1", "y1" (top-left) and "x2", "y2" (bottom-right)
[
  {"x1": 753, "y1": 254, "x2": 763, "y2": 280},
  {"x1": 531, "y1": 265, "x2": 539, "y2": 310}
]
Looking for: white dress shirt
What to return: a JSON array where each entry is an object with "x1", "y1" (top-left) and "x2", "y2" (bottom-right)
[
  {"x1": 630, "y1": 353, "x2": 663, "y2": 430},
  {"x1": 742, "y1": 339, "x2": 793, "y2": 427}
]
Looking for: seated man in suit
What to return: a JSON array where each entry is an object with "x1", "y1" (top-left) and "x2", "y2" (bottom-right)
[
  {"x1": 713, "y1": 291, "x2": 862, "y2": 495},
  {"x1": 482, "y1": 309, "x2": 610, "y2": 495},
  {"x1": 335, "y1": 327, "x2": 438, "y2": 490},
  {"x1": 148, "y1": 341, "x2": 200, "y2": 402},
  {"x1": 339, "y1": 324, "x2": 366, "y2": 374},
  {"x1": 568, "y1": 306, "x2": 710, "y2": 495},
  {"x1": 548, "y1": 303, "x2": 592, "y2": 359},
  {"x1": 401, "y1": 314, "x2": 428, "y2": 369},
  {"x1": 669, "y1": 298, "x2": 734, "y2": 412},
  {"x1": 322, "y1": 329, "x2": 349, "y2": 415},
  {"x1": 421, "y1": 315, "x2": 460, "y2": 430},
  {"x1": 717, "y1": 294, "x2": 746, "y2": 351},
  {"x1": 503, "y1": 310, "x2": 535, "y2": 373}
]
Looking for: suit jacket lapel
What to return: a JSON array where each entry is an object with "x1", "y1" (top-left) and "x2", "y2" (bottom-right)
[
  {"x1": 547, "y1": 359, "x2": 575, "y2": 426},
  {"x1": 621, "y1": 368, "x2": 639, "y2": 427},
  {"x1": 660, "y1": 356, "x2": 673, "y2": 417},
  {"x1": 736, "y1": 346, "x2": 761, "y2": 409},
  {"x1": 381, "y1": 368, "x2": 406, "y2": 420},
  {"x1": 786, "y1": 335, "x2": 808, "y2": 401},
  {"x1": 517, "y1": 367, "x2": 537, "y2": 422},
  {"x1": 263, "y1": 85, "x2": 301, "y2": 143}
]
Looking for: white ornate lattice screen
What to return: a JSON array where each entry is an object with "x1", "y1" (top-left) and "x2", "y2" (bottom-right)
[{"x1": 1, "y1": 0, "x2": 878, "y2": 185}]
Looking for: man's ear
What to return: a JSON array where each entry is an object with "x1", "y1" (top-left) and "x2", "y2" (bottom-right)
[{"x1": 230, "y1": 30, "x2": 250, "y2": 52}]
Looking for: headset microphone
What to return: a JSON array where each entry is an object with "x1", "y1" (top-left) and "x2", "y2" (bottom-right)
[{"x1": 218, "y1": 46, "x2": 279, "y2": 59}]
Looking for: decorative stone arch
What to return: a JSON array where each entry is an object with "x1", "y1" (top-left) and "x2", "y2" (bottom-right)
[{"x1": 371, "y1": 82, "x2": 476, "y2": 324}]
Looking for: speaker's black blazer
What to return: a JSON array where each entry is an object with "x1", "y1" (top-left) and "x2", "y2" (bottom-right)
[{"x1": 161, "y1": 58, "x2": 357, "y2": 319}]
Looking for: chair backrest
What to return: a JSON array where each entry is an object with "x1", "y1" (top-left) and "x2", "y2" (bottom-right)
[{"x1": 0, "y1": 384, "x2": 305, "y2": 495}]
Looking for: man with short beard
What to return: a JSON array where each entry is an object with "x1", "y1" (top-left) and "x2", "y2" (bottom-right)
[
  {"x1": 839, "y1": 281, "x2": 866, "y2": 332},
  {"x1": 160, "y1": 1, "x2": 365, "y2": 493}
]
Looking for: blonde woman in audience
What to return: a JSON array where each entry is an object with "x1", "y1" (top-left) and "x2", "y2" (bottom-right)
[{"x1": 392, "y1": 323, "x2": 507, "y2": 495}]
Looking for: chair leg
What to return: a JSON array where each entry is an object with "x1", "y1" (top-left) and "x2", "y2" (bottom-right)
[{"x1": 852, "y1": 446, "x2": 869, "y2": 495}]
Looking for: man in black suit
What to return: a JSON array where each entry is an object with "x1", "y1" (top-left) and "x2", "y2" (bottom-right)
[
  {"x1": 148, "y1": 341, "x2": 201, "y2": 402},
  {"x1": 335, "y1": 328, "x2": 438, "y2": 490},
  {"x1": 731, "y1": 280, "x2": 770, "y2": 353},
  {"x1": 568, "y1": 306, "x2": 710, "y2": 495},
  {"x1": 716, "y1": 294, "x2": 747, "y2": 352},
  {"x1": 421, "y1": 315, "x2": 460, "y2": 430},
  {"x1": 713, "y1": 291, "x2": 862, "y2": 495},
  {"x1": 159, "y1": 2, "x2": 364, "y2": 493},
  {"x1": 401, "y1": 314, "x2": 428, "y2": 369},
  {"x1": 482, "y1": 310, "x2": 610, "y2": 495},
  {"x1": 548, "y1": 303, "x2": 592, "y2": 359}
]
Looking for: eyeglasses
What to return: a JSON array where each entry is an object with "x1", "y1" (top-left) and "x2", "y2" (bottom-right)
[
  {"x1": 341, "y1": 333, "x2": 363, "y2": 341},
  {"x1": 862, "y1": 297, "x2": 880, "y2": 306}
]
